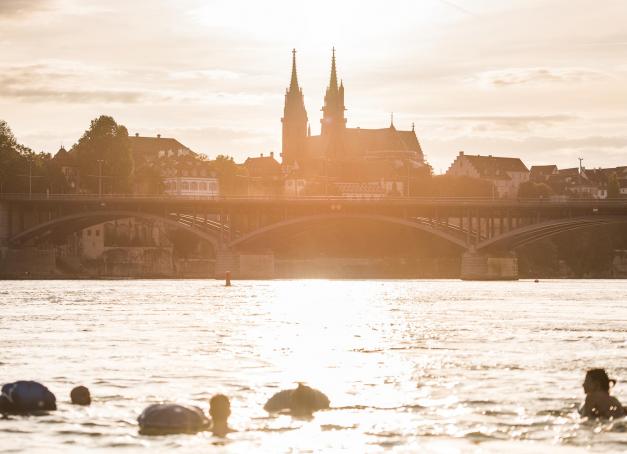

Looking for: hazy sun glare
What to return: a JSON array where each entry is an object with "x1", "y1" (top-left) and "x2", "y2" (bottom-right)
[{"x1": 191, "y1": 0, "x2": 458, "y2": 59}]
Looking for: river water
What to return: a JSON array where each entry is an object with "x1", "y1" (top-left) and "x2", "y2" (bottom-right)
[{"x1": 0, "y1": 279, "x2": 626, "y2": 453}]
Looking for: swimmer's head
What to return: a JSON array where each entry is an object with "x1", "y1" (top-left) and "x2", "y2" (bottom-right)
[
  {"x1": 584, "y1": 369, "x2": 616, "y2": 393},
  {"x1": 70, "y1": 386, "x2": 91, "y2": 406},
  {"x1": 209, "y1": 394, "x2": 231, "y2": 423},
  {"x1": 291, "y1": 383, "x2": 317, "y2": 417}
]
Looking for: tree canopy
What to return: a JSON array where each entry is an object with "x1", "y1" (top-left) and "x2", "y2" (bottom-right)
[
  {"x1": 72, "y1": 115, "x2": 132, "y2": 194},
  {"x1": 607, "y1": 172, "x2": 621, "y2": 199},
  {"x1": 517, "y1": 181, "x2": 554, "y2": 199},
  {"x1": 212, "y1": 154, "x2": 247, "y2": 195},
  {"x1": 0, "y1": 119, "x2": 68, "y2": 194}
]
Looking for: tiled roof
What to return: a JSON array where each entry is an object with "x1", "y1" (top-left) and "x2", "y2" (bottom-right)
[
  {"x1": 244, "y1": 155, "x2": 281, "y2": 177},
  {"x1": 463, "y1": 154, "x2": 529, "y2": 176},
  {"x1": 52, "y1": 147, "x2": 77, "y2": 166},
  {"x1": 129, "y1": 136, "x2": 195, "y2": 157},
  {"x1": 304, "y1": 127, "x2": 423, "y2": 162},
  {"x1": 530, "y1": 165, "x2": 557, "y2": 178}
]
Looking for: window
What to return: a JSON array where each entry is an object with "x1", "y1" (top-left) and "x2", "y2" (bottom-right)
[
  {"x1": 95, "y1": 229, "x2": 100, "y2": 237},
  {"x1": 191, "y1": 182, "x2": 198, "y2": 190},
  {"x1": 87, "y1": 229, "x2": 91, "y2": 236},
  {"x1": 182, "y1": 182, "x2": 189, "y2": 190}
]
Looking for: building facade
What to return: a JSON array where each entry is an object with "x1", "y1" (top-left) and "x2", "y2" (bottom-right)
[{"x1": 446, "y1": 152, "x2": 529, "y2": 198}]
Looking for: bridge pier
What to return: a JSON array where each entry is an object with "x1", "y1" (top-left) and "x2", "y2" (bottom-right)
[
  {"x1": 214, "y1": 247, "x2": 238, "y2": 279},
  {"x1": 460, "y1": 250, "x2": 518, "y2": 281},
  {"x1": 214, "y1": 247, "x2": 275, "y2": 280}
]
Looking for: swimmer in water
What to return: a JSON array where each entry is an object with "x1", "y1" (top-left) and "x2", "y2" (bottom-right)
[
  {"x1": 209, "y1": 394, "x2": 232, "y2": 437},
  {"x1": 264, "y1": 383, "x2": 330, "y2": 417},
  {"x1": 138, "y1": 394, "x2": 232, "y2": 436},
  {"x1": 579, "y1": 369, "x2": 625, "y2": 419},
  {"x1": 70, "y1": 385, "x2": 91, "y2": 406},
  {"x1": 0, "y1": 381, "x2": 57, "y2": 415}
]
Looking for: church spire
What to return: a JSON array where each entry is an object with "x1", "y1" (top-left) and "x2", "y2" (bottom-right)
[
  {"x1": 282, "y1": 48, "x2": 308, "y2": 166},
  {"x1": 321, "y1": 47, "x2": 346, "y2": 141},
  {"x1": 329, "y1": 47, "x2": 338, "y2": 91},
  {"x1": 289, "y1": 48, "x2": 299, "y2": 91}
]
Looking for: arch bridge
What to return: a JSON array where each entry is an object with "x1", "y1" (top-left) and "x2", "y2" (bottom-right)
[{"x1": 1, "y1": 194, "x2": 626, "y2": 279}]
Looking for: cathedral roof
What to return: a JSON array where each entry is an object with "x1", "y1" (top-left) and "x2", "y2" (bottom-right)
[{"x1": 304, "y1": 127, "x2": 423, "y2": 161}]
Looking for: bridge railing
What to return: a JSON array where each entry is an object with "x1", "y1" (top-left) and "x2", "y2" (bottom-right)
[{"x1": 0, "y1": 192, "x2": 626, "y2": 206}]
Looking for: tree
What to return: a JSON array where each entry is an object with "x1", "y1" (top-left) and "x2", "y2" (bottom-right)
[
  {"x1": 72, "y1": 116, "x2": 132, "y2": 194},
  {"x1": 133, "y1": 163, "x2": 164, "y2": 195},
  {"x1": 0, "y1": 119, "x2": 68, "y2": 194},
  {"x1": 0, "y1": 120, "x2": 25, "y2": 193},
  {"x1": 212, "y1": 155, "x2": 247, "y2": 195},
  {"x1": 607, "y1": 172, "x2": 620, "y2": 199},
  {"x1": 518, "y1": 181, "x2": 554, "y2": 199}
]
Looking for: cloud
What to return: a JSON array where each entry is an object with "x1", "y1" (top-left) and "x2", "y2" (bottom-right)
[
  {"x1": 475, "y1": 67, "x2": 610, "y2": 88},
  {"x1": 168, "y1": 69, "x2": 242, "y2": 81},
  {"x1": 0, "y1": 63, "x2": 149, "y2": 103},
  {"x1": 442, "y1": 114, "x2": 577, "y2": 131},
  {"x1": 0, "y1": 0, "x2": 51, "y2": 17},
  {"x1": 0, "y1": 87, "x2": 146, "y2": 103}
]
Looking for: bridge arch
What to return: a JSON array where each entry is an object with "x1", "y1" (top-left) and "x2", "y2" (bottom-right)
[
  {"x1": 10, "y1": 210, "x2": 221, "y2": 249},
  {"x1": 476, "y1": 216, "x2": 627, "y2": 252},
  {"x1": 228, "y1": 213, "x2": 469, "y2": 250}
]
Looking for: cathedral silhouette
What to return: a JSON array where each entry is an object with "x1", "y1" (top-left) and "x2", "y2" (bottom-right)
[{"x1": 281, "y1": 49, "x2": 427, "y2": 183}]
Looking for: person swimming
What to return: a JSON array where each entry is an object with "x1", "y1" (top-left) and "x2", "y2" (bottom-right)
[
  {"x1": 579, "y1": 369, "x2": 625, "y2": 419},
  {"x1": 209, "y1": 394, "x2": 232, "y2": 437},
  {"x1": 263, "y1": 383, "x2": 330, "y2": 417},
  {"x1": 138, "y1": 394, "x2": 232, "y2": 436},
  {"x1": 70, "y1": 386, "x2": 91, "y2": 406},
  {"x1": 0, "y1": 381, "x2": 56, "y2": 415}
]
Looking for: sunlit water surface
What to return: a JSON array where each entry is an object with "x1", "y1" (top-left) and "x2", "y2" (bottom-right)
[{"x1": 0, "y1": 279, "x2": 626, "y2": 453}]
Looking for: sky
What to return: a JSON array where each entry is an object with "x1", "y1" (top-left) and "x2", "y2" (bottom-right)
[{"x1": 1, "y1": 0, "x2": 627, "y2": 173}]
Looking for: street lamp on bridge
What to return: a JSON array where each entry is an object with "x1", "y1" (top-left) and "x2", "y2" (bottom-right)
[{"x1": 97, "y1": 159, "x2": 104, "y2": 197}]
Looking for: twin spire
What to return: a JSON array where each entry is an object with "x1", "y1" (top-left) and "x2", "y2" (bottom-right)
[
  {"x1": 286, "y1": 49, "x2": 414, "y2": 135},
  {"x1": 287, "y1": 48, "x2": 341, "y2": 94}
]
